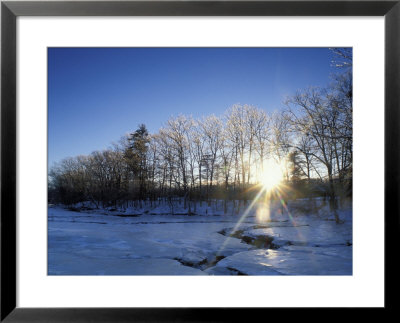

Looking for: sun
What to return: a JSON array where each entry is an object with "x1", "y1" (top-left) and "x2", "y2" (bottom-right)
[{"x1": 259, "y1": 159, "x2": 285, "y2": 189}]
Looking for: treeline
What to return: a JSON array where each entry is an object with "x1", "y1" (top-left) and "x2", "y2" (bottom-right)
[{"x1": 49, "y1": 49, "x2": 352, "y2": 222}]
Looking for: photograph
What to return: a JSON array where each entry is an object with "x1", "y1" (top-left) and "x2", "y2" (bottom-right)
[{"x1": 47, "y1": 47, "x2": 353, "y2": 276}]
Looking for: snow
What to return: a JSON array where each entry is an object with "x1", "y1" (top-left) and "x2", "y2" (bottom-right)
[
  {"x1": 48, "y1": 199, "x2": 352, "y2": 275},
  {"x1": 213, "y1": 246, "x2": 352, "y2": 275}
]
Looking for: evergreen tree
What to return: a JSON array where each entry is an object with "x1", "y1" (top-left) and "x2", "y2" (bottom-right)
[
  {"x1": 125, "y1": 124, "x2": 150, "y2": 200},
  {"x1": 288, "y1": 150, "x2": 303, "y2": 182}
]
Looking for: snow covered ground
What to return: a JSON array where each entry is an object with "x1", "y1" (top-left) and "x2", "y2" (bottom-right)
[{"x1": 48, "y1": 199, "x2": 352, "y2": 275}]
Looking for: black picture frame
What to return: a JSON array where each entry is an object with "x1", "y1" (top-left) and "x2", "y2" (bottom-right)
[{"x1": 1, "y1": 0, "x2": 398, "y2": 321}]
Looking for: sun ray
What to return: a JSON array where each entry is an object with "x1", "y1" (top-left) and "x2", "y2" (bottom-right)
[{"x1": 216, "y1": 186, "x2": 267, "y2": 257}]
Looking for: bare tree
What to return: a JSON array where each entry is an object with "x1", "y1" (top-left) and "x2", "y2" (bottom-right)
[
  {"x1": 160, "y1": 115, "x2": 194, "y2": 208},
  {"x1": 200, "y1": 115, "x2": 223, "y2": 205},
  {"x1": 253, "y1": 108, "x2": 270, "y2": 179},
  {"x1": 285, "y1": 88, "x2": 346, "y2": 222},
  {"x1": 226, "y1": 104, "x2": 249, "y2": 204}
]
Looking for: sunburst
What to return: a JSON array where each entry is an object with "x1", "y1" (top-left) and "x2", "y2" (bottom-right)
[{"x1": 259, "y1": 159, "x2": 285, "y2": 189}]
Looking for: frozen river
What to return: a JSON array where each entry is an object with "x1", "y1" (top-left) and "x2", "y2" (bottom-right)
[{"x1": 48, "y1": 200, "x2": 352, "y2": 275}]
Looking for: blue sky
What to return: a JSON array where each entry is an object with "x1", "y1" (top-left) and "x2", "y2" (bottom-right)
[{"x1": 48, "y1": 47, "x2": 340, "y2": 167}]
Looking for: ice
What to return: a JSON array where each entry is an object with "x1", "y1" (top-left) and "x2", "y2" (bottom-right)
[
  {"x1": 243, "y1": 222, "x2": 352, "y2": 248},
  {"x1": 48, "y1": 199, "x2": 352, "y2": 275},
  {"x1": 214, "y1": 247, "x2": 352, "y2": 275},
  {"x1": 49, "y1": 253, "x2": 206, "y2": 275}
]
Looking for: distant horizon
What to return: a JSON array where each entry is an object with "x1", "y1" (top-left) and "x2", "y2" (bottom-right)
[{"x1": 48, "y1": 47, "x2": 341, "y2": 167}]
